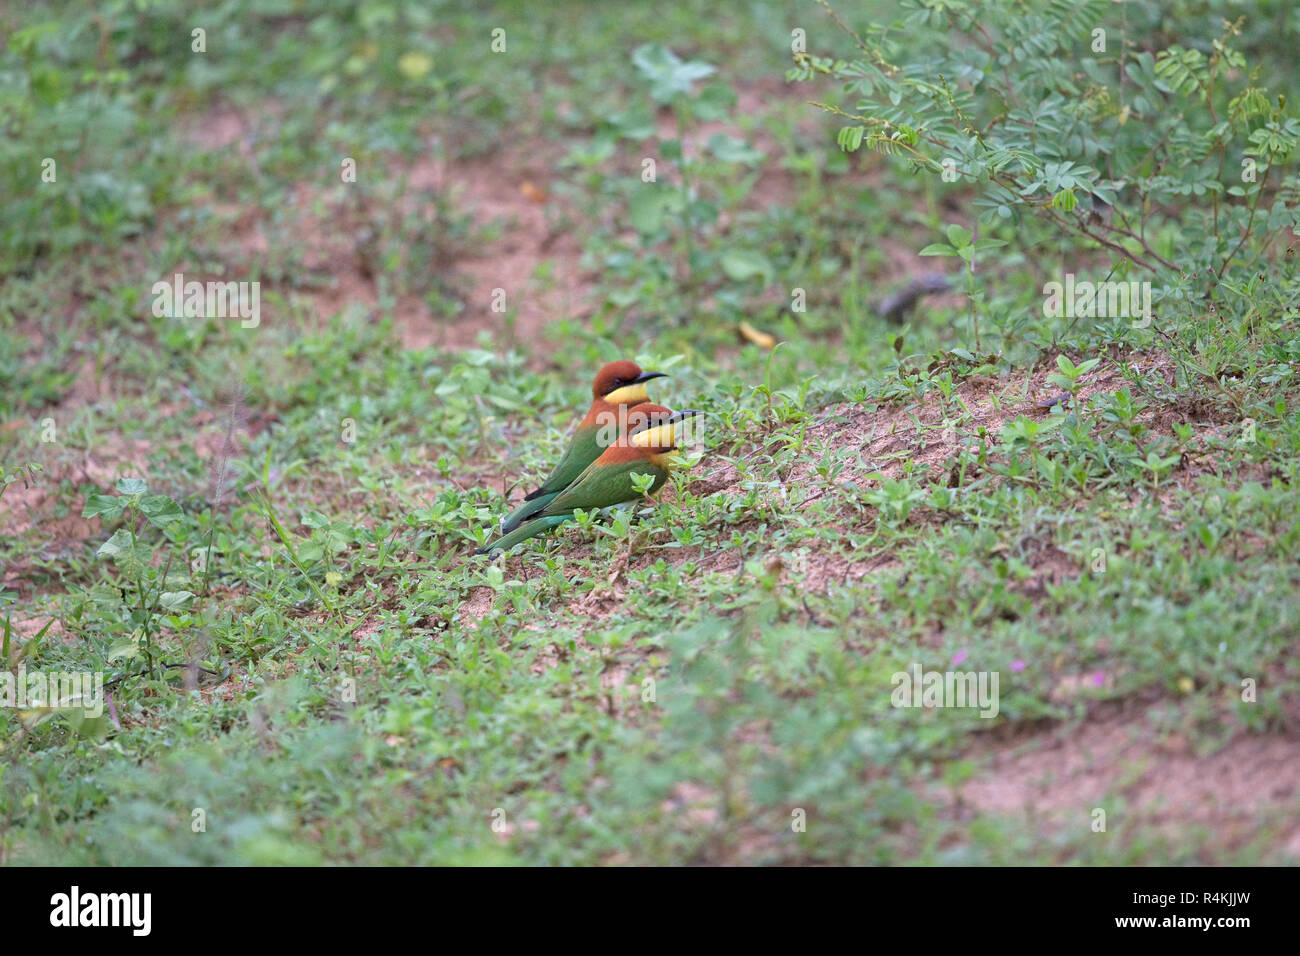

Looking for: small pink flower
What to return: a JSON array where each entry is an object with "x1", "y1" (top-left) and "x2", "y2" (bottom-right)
[
  {"x1": 1091, "y1": 671, "x2": 1106, "y2": 687},
  {"x1": 951, "y1": 650, "x2": 967, "y2": 666},
  {"x1": 1010, "y1": 660, "x2": 1026, "y2": 672}
]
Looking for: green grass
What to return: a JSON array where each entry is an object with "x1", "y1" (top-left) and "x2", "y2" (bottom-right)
[{"x1": 2, "y1": 0, "x2": 1299, "y2": 865}]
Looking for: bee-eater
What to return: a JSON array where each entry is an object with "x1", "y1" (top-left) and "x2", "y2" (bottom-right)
[
  {"x1": 498, "y1": 360, "x2": 666, "y2": 534},
  {"x1": 477, "y1": 403, "x2": 701, "y2": 555}
]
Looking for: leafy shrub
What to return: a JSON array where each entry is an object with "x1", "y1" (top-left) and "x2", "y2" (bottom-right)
[{"x1": 794, "y1": 0, "x2": 1300, "y2": 324}]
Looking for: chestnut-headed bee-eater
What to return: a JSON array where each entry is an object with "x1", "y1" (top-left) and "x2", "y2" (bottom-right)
[
  {"x1": 478, "y1": 402, "x2": 701, "y2": 555},
  {"x1": 498, "y1": 360, "x2": 666, "y2": 534}
]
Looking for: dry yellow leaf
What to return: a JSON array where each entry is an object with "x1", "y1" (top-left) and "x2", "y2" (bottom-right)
[{"x1": 738, "y1": 320, "x2": 777, "y2": 350}]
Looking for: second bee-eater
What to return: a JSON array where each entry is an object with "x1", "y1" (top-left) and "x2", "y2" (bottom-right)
[
  {"x1": 498, "y1": 360, "x2": 666, "y2": 534},
  {"x1": 478, "y1": 403, "x2": 701, "y2": 555}
]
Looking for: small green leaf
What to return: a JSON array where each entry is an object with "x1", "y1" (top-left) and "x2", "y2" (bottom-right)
[
  {"x1": 82, "y1": 494, "x2": 125, "y2": 520},
  {"x1": 96, "y1": 529, "x2": 134, "y2": 558},
  {"x1": 706, "y1": 133, "x2": 764, "y2": 165},
  {"x1": 627, "y1": 188, "x2": 666, "y2": 234},
  {"x1": 301, "y1": 510, "x2": 330, "y2": 529},
  {"x1": 140, "y1": 494, "x2": 182, "y2": 525},
  {"x1": 630, "y1": 471, "x2": 657, "y2": 494},
  {"x1": 108, "y1": 633, "x2": 141, "y2": 661},
  {"x1": 159, "y1": 590, "x2": 195, "y2": 611},
  {"x1": 719, "y1": 248, "x2": 774, "y2": 285},
  {"x1": 63, "y1": 710, "x2": 110, "y2": 738},
  {"x1": 837, "y1": 126, "x2": 865, "y2": 152},
  {"x1": 484, "y1": 394, "x2": 527, "y2": 412},
  {"x1": 631, "y1": 44, "x2": 715, "y2": 102},
  {"x1": 1050, "y1": 188, "x2": 1078, "y2": 211},
  {"x1": 115, "y1": 477, "x2": 147, "y2": 496}
]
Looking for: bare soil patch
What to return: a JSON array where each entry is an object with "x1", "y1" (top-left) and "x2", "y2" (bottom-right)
[
  {"x1": 954, "y1": 700, "x2": 1300, "y2": 861},
  {"x1": 182, "y1": 104, "x2": 592, "y2": 353}
]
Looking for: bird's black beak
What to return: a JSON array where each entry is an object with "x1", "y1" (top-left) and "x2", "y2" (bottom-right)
[
  {"x1": 665, "y1": 408, "x2": 703, "y2": 425},
  {"x1": 631, "y1": 370, "x2": 668, "y2": 385},
  {"x1": 628, "y1": 408, "x2": 702, "y2": 436}
]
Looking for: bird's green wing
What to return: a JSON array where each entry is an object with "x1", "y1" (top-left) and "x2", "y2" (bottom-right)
[
  {"x1": 540, "y1": 459, "x2": 668, "y2": 516},
  {"x1": 479, "y1": 461, "x2": 669, "y2": 554},
  {"x1": 530, "y1": 425, "x2": 604, "y2": 498},
  {"x1": 499, "y1": 426, "x2": 607, "y2": 534}
]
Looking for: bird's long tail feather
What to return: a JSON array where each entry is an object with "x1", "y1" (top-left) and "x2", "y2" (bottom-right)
[
  {"x1": 476, "y1": 513, "x2": 573, "y2": 555},
  {"x1": 498, "y1": 491, "x2": 559, "y2": 535}
]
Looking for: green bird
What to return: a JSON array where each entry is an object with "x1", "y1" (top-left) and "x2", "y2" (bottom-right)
[
  {"x1": 497, "y1": 360, "x2": 666, "y2": 535},
  {"x1": 478, "y1": 403, "x2": 700, "y2": 555}
]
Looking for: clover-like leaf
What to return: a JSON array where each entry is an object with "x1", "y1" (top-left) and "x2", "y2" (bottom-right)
[
  {"x1": 630, "y1": 471, "x2": 657, "y2": 495},
  {"x1": 632, "y1": 44, "x2": 715, "y2": 103}
]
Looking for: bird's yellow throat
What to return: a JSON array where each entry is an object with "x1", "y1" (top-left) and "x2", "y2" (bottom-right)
[
  {"x1": 603, "y1": 382, "x2": 651, "y2": 406},
  {"x1": 630, "y1": 421, "x2": 679, "y2": 450}
]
